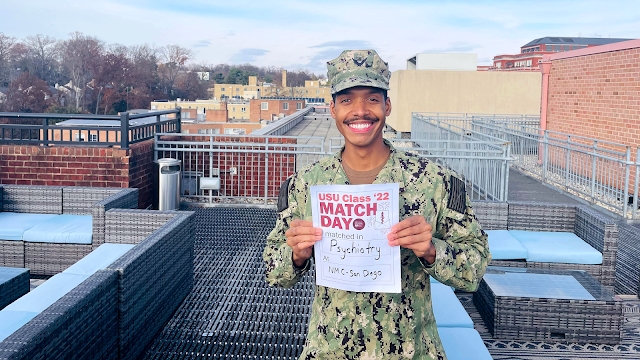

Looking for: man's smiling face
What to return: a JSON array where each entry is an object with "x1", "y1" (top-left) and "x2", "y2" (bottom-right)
[{"x1": 331, "y1": 86, "x2": 392, "y2": 151}]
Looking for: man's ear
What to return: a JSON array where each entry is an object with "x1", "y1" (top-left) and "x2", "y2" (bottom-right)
[
  {"x1": 330, "y1": 100, "x2": 336, "y2": 119},
  {"x1": 385, "y1": 97, "x2": 392, "y2": 116}
]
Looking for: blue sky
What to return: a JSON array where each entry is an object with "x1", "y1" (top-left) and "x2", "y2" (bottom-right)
[{"x1": 3, "y1": 0, "x2": 639, "y2": 74}]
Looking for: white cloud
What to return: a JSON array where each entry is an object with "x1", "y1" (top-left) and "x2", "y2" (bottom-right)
[{"x1": 3, "y1": 0, "x2": 639, "y2": 73}]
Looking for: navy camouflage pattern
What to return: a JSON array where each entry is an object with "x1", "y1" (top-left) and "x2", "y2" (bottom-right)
[
  {"x1": 327, "y1": 50, "x2": 391, "y2": 94},
  {"x1": 263, "y1": 140, "x2": 492, "y2": 360}
]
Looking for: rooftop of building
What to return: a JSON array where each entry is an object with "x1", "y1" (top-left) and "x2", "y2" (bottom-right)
[{"x1": 523, "y1": 36, "x2": 634, "y2": 47}]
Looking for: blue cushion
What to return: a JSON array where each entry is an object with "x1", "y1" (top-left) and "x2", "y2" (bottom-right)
[
  {"x1": 3, "y1": 273, "x2": 88, "y2": 313},
  {"x1": 22, "y1": 215, "x2": 93, "y2": 244},
  {"x1": 0, "y1": 213, "x2": 57, "y2": 240},
  {"x1": 0, "y1": 310, "x2": 38, "y2": 342},
  {"x1": 486, "y1": 230, "x2": 528, "y2": 260},
  {"x1": 438, "y1": 327, "x2": 492, "y2": 360},
  {"x1": 63, "y1": 243, "x2": 135, "y2": 276},
  {"x1": 431, "y1": 283, "x2": 474, "y2": 328},
  {"x1": 509, "y1": 230, "x2": 602, "y2": 265}
]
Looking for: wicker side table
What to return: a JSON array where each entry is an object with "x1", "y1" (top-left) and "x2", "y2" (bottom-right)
[
  {"x1": 473, "y1": 266, "x2": 622, "y2": 344},
  {"x1": 0, "y1": 267, "x2": 30, "y2": 310}
]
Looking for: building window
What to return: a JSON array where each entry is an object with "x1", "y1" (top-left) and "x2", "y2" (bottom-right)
[
  {"x1": 241, "y1": 107, "x2": 246, "y2": 113},
  {"x1": 232, "y1": 107, "x2": 235, "y2": 112},
  {"x1": 283, "y1": 102, "x2": 289, "y2": 110},
  {"x1": 151, "y1": 105, "x2": 157, "y2": 110},
  {"x1": 224, "y1": 128, "x2": 245, "y2": 135},
  {"x1": 198, "y1": 128, "x2": 220, "y2": 134},
  {"x1": 236, "y1": 88, "x2": 240, "y2": 92},
  {"x1": 261, "y1": 102, "x2": 268, "y2": 110},
  {"x1": 89, "y1": 134, "x2": 98, "y2": 142},
  {"x1": 221, "y1": 87, "x2": 225, "y2": 91},
  {"x1": 74, "y1": 133, "x2": 86, "y2": 142},
  {"x1": 297, "y1": 102, "x2": 302, "y2": 110},
  {"x1": 181, "y1": 112, "x2": 190, "y2": 119}
]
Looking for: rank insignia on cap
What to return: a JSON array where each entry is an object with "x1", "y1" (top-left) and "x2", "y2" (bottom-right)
[{"x1": 447, "y1": 176, "x2": 467, "y2": 213}]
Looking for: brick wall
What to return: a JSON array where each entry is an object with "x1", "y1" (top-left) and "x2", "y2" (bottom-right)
[
  {"x1": 545, "y1": 44, "x2": 640, "y2": 197},
  {"x1": 249, "y1": 99, "x2": 304, "y2": 122},
  {"x1": 546, "y1": 47, "x2": 640, "y2": 153},
  {"x1": 205, "y1": 109, "x2": 228, "y2": 122},
  {"x1": 0, "y1": 139, "x2": 156, "y2": 208}
]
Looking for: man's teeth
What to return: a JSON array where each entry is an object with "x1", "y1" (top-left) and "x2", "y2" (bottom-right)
[{"x1": 349, "y1": 123, "x2": 372, "y2": 130}]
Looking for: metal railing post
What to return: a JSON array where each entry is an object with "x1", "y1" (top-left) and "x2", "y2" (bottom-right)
[
  {"x1": 623, "y1": 147, "x2": 631, "y2": 217},
  {"x1": 176, "y1": 107, "x2": 182, "y2": 133},
  {"x1": 634, "y1": 147, "x2": 639, "y2": 220},
  {"x1": 120, "y1": 112, "x2": 130, "y2": 149},
  {"x1": 156, "y1": 115, "x2": 161, "y2": 135},
  {"x1": 542, "y1": 131, "x2": 549, "y2": 182},
  {"x1": 264, "y1": 137, "x2": 269, "y2": 205},
  {"x1": 564, "y1": 135, "x2": 571, "y2": 189},
  {"x1": 42, "y1": 118, "x2": 48, "y2": 146},
  {"x1": 591, "y1": 141, "x2": 597, "y2": 202}
]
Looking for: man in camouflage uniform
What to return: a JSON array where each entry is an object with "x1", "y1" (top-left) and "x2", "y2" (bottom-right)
[{"x1": 263, "y1": 50, "x2": 491, "y2": 359}]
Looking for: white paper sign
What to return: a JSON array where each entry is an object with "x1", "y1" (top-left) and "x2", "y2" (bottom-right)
[{"x1": 310, "y1": 183, "x2": 401, "y2": 293}]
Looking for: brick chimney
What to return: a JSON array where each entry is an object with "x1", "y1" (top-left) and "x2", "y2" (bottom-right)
[{"x1": 282, "y1": 70, "x2": 287, "y2": 88}]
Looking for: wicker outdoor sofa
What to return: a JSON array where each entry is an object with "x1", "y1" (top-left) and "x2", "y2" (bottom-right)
[
  {"x1": 0, "y1": 209, "x2": 195, "y2": 360},
  {"x1": 471, "y1": 201, "x2": 618, "y2": 289},
  {"x1": 0, "y1": 185, "x2": 138, "y2": 275}
]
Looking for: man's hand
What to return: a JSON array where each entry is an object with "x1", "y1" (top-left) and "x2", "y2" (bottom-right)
[
  {"x1": 387, "y1": 215, "x2": 436, "y2": 264},
  {"x1": 285, "y1": 219, "x2": 321, "y2": 267}
]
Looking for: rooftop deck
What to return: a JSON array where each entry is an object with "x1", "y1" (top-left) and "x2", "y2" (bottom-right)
[{"x1": 137, "y1": 206, "x2": 640, "y2": 360}]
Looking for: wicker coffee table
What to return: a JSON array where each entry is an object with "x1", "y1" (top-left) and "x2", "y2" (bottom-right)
[
  {"x1": 473, "y1": 266, "x2": 622, "y2": 344},
  {"x1": 0, "y1": 267, "x2": 30, "y2": 310}
]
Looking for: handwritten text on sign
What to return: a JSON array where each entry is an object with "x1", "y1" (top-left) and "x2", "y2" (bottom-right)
[{"x1": 311, "y1": 183, "x2": 401, "y2": 293}]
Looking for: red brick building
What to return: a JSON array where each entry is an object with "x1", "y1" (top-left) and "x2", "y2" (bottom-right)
[
  {"x1": 250, "y1": 99, "x2": 305, "y2": 123},
  {"x1": 492, "y1": 37, "x2": 633, "y2": 71},
  {"x1": 538, "y1": 39, "x2": 640, "y2": 196}
]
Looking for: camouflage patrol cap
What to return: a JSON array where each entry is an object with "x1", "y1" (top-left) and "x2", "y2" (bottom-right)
[{"x1": 327, "y1": 50, "x2": 390, "y2": 94}]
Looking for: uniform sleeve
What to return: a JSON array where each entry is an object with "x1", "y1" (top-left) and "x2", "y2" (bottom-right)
[
  {"x1": 263, "y1": 174, "x2": 311, "y2": 288},
  {"x1": 420, "y1": 173, "x2": 492, "y2": 292}
]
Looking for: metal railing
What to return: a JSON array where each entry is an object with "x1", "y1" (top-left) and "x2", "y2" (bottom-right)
[
  {"x1": 417, "y1": 112, "x2": 540, "y2": 129},
  {"x1": 417, "y1": 112, "x2": 639, "y2": 219},
  {"x1": 408, "y1": 115, "x2": 513, "y2": 201},
  {"x1": 470, "y1": 118, "x2": 640, "y2": 220},
  {"x1": 156, "y1": 130, "x2": 514, "y2": 205},
  {"x1": 0, "y1": 109, "x2": 181, "y2": 149},
  {"x1": 155, "y1": 133, "x2": 327, "y2": 205},
  {"x1": 251, "y1": 107, "x2": 313, "y2": 136}
]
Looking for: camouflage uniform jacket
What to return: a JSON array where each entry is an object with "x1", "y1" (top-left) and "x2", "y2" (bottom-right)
[{"x1": 263, "y1": 140, "x2": 491, "y2": 360}]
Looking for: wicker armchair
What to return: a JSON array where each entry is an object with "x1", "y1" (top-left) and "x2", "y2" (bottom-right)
[
  {"x1": 472, "y1": 201, "x2": 618, "y2": 289},
  {"x1": 0, "y1": 210, "x2": 195, "y2": 360},
  {"x1": 0, "y1": 185, "x2": 138, "y2": 275}
]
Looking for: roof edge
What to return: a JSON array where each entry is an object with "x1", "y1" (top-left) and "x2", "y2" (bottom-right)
[{"x1": 547, "y1": 39, "x2": 640, "y2": 61}]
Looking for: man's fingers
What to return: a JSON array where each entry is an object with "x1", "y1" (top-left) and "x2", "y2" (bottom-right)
[
  {"x1": 290, "y1": 219, "x2": 314, "y2": 228},
  {"x1": 390, "y1": 215, "x2": 425, "y2": 233},
  {"x1": 389, "y1": 222, "x2": 431, "y2": 240},
  {"x1": 393, "y1": 234, "x2": 431, "y2": 247},
  {"x1": 287, "y1": 234, "x2": 319, "y2": 245},
  {"x1": 285, "y1": 225, "x2": 321, "y2": 238}
]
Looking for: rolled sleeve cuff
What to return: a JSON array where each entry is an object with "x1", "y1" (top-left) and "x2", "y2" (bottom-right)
[
  {"x1": 292, "y1": 256, "x2": 311, "y2": 274},
  {"x1": 418, "y1": 237, "x2": 451, "y2": 280}
]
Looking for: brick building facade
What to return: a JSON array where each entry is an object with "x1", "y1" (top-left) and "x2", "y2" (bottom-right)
[
  {"x1": 249, "y1": 99, "x2": 305, "y2": 123},
  {"x1": 542, "y1": 40, "x2": 640, "y2": 153}
]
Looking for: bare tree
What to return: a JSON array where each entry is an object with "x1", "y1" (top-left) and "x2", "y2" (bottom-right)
[
  {"x1": 23, "y1": 34, "x2": 59, "y2": 84},
  {"x1": 59, "y1": 32, "x2": 102, "y2": 109},
  {"x1": 0, "y1": 32, "x2": 16, "y2": 86},
  {"x1": 158, "y1": 44, "x2": 193, "y2": 96}
]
